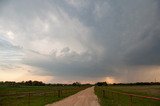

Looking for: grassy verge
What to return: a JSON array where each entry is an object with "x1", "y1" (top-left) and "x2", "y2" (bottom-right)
[
  {"x1": 0, "y1": 86, "x2": 88, "y2": 106},
  {"x1": 95, "y1": 85, "x2": 160, "y2": 106}
]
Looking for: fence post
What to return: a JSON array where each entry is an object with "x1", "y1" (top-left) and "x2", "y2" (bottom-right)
[
  {"x1": 117, "y1": 93, "x2": 120, "y2": 105},
  {"x1": 111, "y1": 92, "x2": 114, "y2": 104},
  {"x1": 28, "y1": 93, "x2": 31, "y2": 106},
  {"x1": 102, "y1": 90, "x2": 105, "y2": 98},
  {"x1": 58, "y1": 90, "x2": 61, "y2": 98},
  {"x1": 53, "y1": 91, "x2": 55, "y2": 96},
  {"x1": 130, "y1": 95, "x2": 132, "y2": 106},
  {"x1": 61, "y1": 90, "x2": 63, "y2": 97},
  {"x1": 0, "y1": 97, "x2": 2, "y2": 106},
  {"x1": 15, "y1": 93, "x2": 17, "y2": 106},
  {"x1": 44, "y1": 92, "x2": 46, "y2": 103}
]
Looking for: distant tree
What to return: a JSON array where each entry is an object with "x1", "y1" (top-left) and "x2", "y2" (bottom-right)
[
  {"x1": 96, "y1": 82, "x2": 108, "y2": 86},
  {"x1": 25, "y1": 80, "x2": 33, "y2": 86},
  {"x1": 72, "y1": 82, "x2": 81, "y2": 86},
  {"x1": 32, "y1": 81, "x2": 45, "y2": 86}
]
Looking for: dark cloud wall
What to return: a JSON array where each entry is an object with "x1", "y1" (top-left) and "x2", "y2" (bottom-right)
[
  {"x1": 125, "y1": 24, "x2": 160, "y2": 65},
  {"x1": 0, "y1": 0, "x2": 160, "y2": 82}
]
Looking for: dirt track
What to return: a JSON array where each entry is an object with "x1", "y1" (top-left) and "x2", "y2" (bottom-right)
[{"x1": 46, "y1": 86, "x2": 100, "y2": 106}]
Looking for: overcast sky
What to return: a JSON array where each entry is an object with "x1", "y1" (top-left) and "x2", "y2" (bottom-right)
[{"x1": 0, "y1": 0, "x2": 160, "y2": 83}]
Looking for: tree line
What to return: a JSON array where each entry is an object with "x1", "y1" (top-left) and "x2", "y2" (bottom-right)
[
  {"x1": 95, "y1": 81, "x2": 160, "y2": 86},
  {"x1": 1, "y1": 80, "x2": 159, "y2": 87},
  {"x1": 112, "y1": 82, "x2": 160, "y2": 86},
  {"x1": 0, "y1": 80, "x2": 91, "y2": 87}
]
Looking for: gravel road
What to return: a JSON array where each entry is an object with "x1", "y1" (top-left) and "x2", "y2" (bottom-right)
[{"x1": 46, "y1": 86, "x2": 100, "y2": 106}]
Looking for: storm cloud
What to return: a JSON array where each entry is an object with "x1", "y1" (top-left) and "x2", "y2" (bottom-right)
[{"x1": 0, "y1": 0, "x2": 160, "y2": 83}]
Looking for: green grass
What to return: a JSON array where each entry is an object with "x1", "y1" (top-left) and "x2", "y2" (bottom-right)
[
  {"x1": 95, "y1": 85, "x2": 160, "y2": 106},
  {"x1": 0, "y1": 86, "x2": 88, "y2": 106}
]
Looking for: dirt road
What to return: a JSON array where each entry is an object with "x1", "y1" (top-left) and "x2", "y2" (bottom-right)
[{"x1": 46, "y1": 86, "x2": 100, "y2": 106}]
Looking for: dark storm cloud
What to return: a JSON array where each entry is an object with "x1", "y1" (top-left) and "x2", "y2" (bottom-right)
[
  {"x1": 1, "y1": 0, "x2": 160, "y2": 82},
  {"x1": 90, "y1": 0, "x2": 160, "y2": 66},
  {"x1": 23, "y1": 48, "x2": 107, "y2": 78},
  {"x1": 125, "y1": 24, "x2": 160, "y2": 65}
]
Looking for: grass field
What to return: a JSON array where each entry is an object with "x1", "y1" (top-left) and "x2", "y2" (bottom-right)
[
  {"x1": 0, "y1": 85, "x2": 88, "y2": 106},
  {"x1": 95, "y1": 85, "x2": 160, "y2": 106}
]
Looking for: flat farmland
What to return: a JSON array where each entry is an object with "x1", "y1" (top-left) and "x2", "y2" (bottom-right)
[
  {"x1": 0, "y1": 85, "x2": 89, "y2": 106},
  {"x1": 95, "y1": 85, "x2": 160, "y2": 106}
]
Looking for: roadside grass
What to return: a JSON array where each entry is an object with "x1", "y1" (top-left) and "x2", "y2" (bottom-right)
[
  {"x1": 95, "y1": 85, "x2": 160, "y2": 106},
  {"x1": 0, "y1": 86, "x2": 81, "y2": 95},
  {"x1": 0, "y1": 86, "x2": 88, "y2": 106}
]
